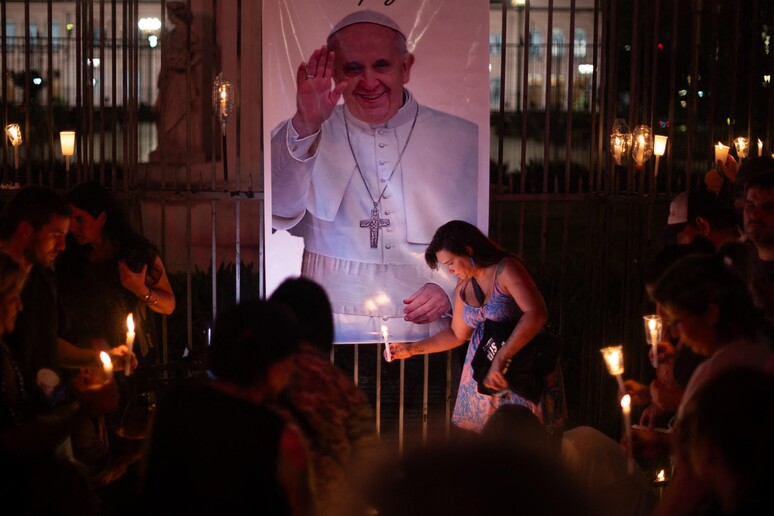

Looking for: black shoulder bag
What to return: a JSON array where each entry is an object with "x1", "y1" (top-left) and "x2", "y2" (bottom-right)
[{"x1": 470, "y1": 319, "x2": 560, "y2": 403}]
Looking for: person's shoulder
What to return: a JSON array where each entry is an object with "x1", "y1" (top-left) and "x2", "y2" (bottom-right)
[{"x1": 418, "y1": 103, "x2": 477, "y2": 129}]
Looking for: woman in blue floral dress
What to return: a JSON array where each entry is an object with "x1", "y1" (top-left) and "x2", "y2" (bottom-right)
[{"x1": 388, "y1": 220, "x2": 566, "y2": 433}]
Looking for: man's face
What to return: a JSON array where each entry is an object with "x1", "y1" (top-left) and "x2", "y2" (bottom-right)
[
  {"x1": 744, "y1": 186, "x2": 774, "y2": 247},
  {"x1": 332, "y1": 23, "x2": 414, "y2": 125},
  {"x1": 25, "y1": 214, "x2": 69, "y2": 268}
]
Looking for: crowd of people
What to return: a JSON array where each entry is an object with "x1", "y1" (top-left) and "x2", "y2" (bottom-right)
[{"x1": 1, "y1": 159, "x2": 772, "y2": 515}]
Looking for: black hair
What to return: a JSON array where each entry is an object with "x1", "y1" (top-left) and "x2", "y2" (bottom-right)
[
  {"x1": 745, "y1": 171, "x2": 774, "y2": 193},
  {"x1": 425, "y1": 220, "x2": 512, "y2": 270},
  {"x1": 644, "y1": 238, "x2": 715, "y2": 286},
  {"x1": 207, "y1": 299, "x2": 300, "y2": 388},
  {"x1": 651, "y1": 254, "x2": 760, "y2": 342},
  {"x1": 0, "y1": 186, "x2": 70, "y2": 241},
  {"x1": 269, "y1": 277, "x2": 334, "y2": 354}
]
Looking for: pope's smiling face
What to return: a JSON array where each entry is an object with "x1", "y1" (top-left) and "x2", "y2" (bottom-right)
[{"x1": 331, "y1": 23, "x2": 414, "y2": 125}]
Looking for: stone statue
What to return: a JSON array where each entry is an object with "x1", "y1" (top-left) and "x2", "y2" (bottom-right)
[{"x1": 149, "y1": 1, "x2": 205, "y2": 164}]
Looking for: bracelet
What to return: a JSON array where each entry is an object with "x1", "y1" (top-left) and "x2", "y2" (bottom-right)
[{"x1": 139, "y1": 287, "x2": 153, "y2": 303}]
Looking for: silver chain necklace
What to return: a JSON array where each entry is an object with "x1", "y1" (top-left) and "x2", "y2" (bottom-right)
[{"x1": 343, "y1": 103, "x2": 420, "y2": 248}]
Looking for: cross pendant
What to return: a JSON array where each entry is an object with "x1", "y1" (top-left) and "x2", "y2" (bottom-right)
[{"x1": 360, "y1": 205, "x2": 390, "y2": 248}]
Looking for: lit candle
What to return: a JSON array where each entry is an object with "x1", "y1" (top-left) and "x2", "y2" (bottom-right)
[
  {"x1": 219, "y1": 87, "x2": 228, "y2": 119},
  {"x1": 643, "y1": 315, "x2": 661, "y2": 368},
  {"x1": 381, "y1": 324, "x2": 393, "y2": 362},
  {"x1": 621, "y1": 394, "x2": 634, "y2": 475},
  {"x1": 60, "y1": 131, "x2": 76, "y2": 172},
  {"x1": 125, "y1": 313, "x2": 135, "y2": 376},
  {"x1": 100, "y1": 351, "x2": 114, "y2": 383},
  {"x1": 759, "y1": 139, "x2": 763, "y2": 157},
  {"x1": 613, "y1": 137, "x2": 623, "y2": 165},
  {"x1": 635, "y1": 135, "x2": 646, "y2": 167},
  {"x1": 5, "y1": 124, "x2": 22, "y2": 170},
  {"x1": 600, "y1": 345, "x2": 625, "y2": 392},
  {"x1": 714, "y1": 142, "x2": 729, "y2": 166},
  {"x1": 734, "y1": 137, "x2": 748, "y2": 159}
]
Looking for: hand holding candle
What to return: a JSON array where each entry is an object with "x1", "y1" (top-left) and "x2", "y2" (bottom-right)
[
  {"x1": 100, "y1": 351, "x2": 114, "y2": 383},
  {"x1": 125, "y1": 313, "x2": 135, "y2": 376},
  {"x1": 381, "y1": 325, "x2": 393, "y2": 362}
]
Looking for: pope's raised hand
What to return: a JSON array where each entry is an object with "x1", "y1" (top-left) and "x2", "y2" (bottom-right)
[{"x1": 292, "y1": 45, "x2": 347, "y2": 138}]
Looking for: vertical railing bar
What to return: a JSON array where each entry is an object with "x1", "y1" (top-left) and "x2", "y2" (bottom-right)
[
  {"x1": 353, "y1": 344, "x2": 359, "y2": 386},
  {"x1": 1, "y1": 0, "x2": 7, "y2": 181},
  {"x1": 445, "y1": 350, "x2": 451, "y2": 440},
  {"x1": 87, "y1": 0, "x2": 94, "y2": 181},
  {"x1": 627, "y1": 0, "x2": 640, "y2": 195},
  {"x1": 542, "y1": 0, "x2": 554, "y2": 193},
  {"x1": 235, "y1": 198, "x2": 241, "y2": 303},
  {"x1": 47, "y1": 0, "x2": 54, "y2": 186},
  {"x1": 236, "y1": 0, "x2": 242, "y2": 191},
  {"x1": 23, "y1": 0, "x2": 31, "y2": 183},
  {"x1": 588, "y1": 0, "x2": 607, "y2": 192},
  {"x1": 496, "y1": 0, "x2": 507, "y2": 193},
  {"x1": 159, "y1": 0, "x2": 167, "y2": 191},
  {"x1": 728, "y1": 1, "x2": 740, "y2": 144},
  {"x1": 565, "y1": 0, "x2": 576, "y2": 193},
  {"x1": 111, "y1": 0, "x2": 117, "y2": 186},
  {"x1": 133, "y1": 0, "x2": 140, "y2": 187},
  {"x1": 376, "y1": 343, "x2": 382, "y2": 438},
  {"x1": 211, "y1": 200, "x2": 218, "y2": 330},
  {"x1": 747, "y1": 1, "x2": 759, "y2": 147},
  {"x1": 686, "y1": 0, "x2": 700, "y2": 188},
  {"x1": 769, "y1": 0, "x2": 774, "y2": 148},
  {"x1": 211, "y1": 0, "x2": 218, "y2": 190},
  {"x1": 708, "y1": 0, "x2": 718, "y2": 153},
  {"x1": 258, "y1": 197, "x2": 265, "y2": 297},
  {"x1": 186, "y1": 199, "x2": 193, "y2": 354},
  {"x1": 121, "y1": 0, "x2": 127, "y2": 189},
  {"x1": 519, "y1": 1, "x2": 530, "y2": 194},
  {"x1": 161, "y1": 198, "x2": 168, "y2": 366},
  {"x1": 185, "y1": 0, "x2": 192, "y2": 191},
  {"x1": 648, "y1": 0, "x2": 661, "y2": 196},
  {"x1": 398, "y1": 357, "x2": 405, "y2": 454},
  {"x1": 422, "y1": 354, "x2": 428, "y2": 444},
  {"x1": 606, "y1": 0, "x2": 619, "y2": 195},
  {"x1": 667, "y1": 0, "x2": 678, "y2": 194},
  {"x1": 99, "y1": 0, "x2": 106, "y2": 183}
]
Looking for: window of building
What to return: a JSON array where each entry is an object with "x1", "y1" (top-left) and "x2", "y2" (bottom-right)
[
  {"x1": 529, "y1": 29, "x2": 542, "y2": 57},
  {"x1": 552, "y1": 28, "x2": 564, "y2": 57},
  {"x1": 574, "y1": 28, "x2": 587, "y2": 58}
]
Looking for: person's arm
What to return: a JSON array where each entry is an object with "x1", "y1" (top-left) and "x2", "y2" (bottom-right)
[
  {"x1": 119, "y1": 255, "x2": 175, "y2": 315},
  {"x1": 277, "y1": 424, "x2": 313, "y2": 516},
  {"x1": 56, "y1": 337, "x2": 135, "y2": 371},
  {"x1": 483, "y1": 257, "x2": 549, "y2": 392},
  {"x1": 390, "y1": 283, "x2": 473, "y2": 359}
]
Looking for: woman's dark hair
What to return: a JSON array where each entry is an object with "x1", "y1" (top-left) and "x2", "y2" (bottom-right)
[
  {"x1": 269, "y1": 277, "x2": 334, "y2": 354},
  {"x1": 65, "y1": 181, "x2": 160, "y2": 282},
  {"x1": 643, "y1": 238, "x2": 715, "y2": 287},
  {"x1": 0, "y1": 252, "x2": 26, "y2": 333},
  {"x1": 651, "y1": 254, "x2": 760, "y2": 341},
  {"x1": 208, "y1": 299, "x2": 300, "y2": 388},
  {"x1": 425, "y1": 220, "x2": 512, "y2": 270}
]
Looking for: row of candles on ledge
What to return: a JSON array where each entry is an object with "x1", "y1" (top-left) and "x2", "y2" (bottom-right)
[
  {"x1": 600, "y1": 314, "x2": 668, "y2": 487},
  {"x1": 5, "y1": 124, "x2": 76, "y2": 172},
  {"x1": 610, "y1": 118, "x2": 768, "y2": 177}
]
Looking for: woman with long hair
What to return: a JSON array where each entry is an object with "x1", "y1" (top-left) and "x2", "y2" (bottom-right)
[{"x1": 387, "y1": 220, "x2": 566, "y2": 433}]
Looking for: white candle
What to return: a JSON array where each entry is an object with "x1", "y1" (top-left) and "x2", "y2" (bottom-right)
[
  {"x1": 381, "y1": 325, "x2": 393, "y2": 362},
  {"x1": 714, "y1": 142, "x2": 729, "y2": 165},
  {"x1": 648, "y1": 318, "x2": 659, "y2": 368},
  {"x1": 125, "y1": 313, "x2": 135, "y2": 376},
  {"x1": 621, "y1": 394, "x2": 634, "y2": 475},
  {"x1": 613, "y1": 138, "x2": 622, "y2": 165},
  {"x1": 635, "y1": 135, "x2": 645, "y2": 166},
  {"x1": 759, "y1": 139, "x2": 763, "y2": 156},
  {"x1": 100, "y1": 351, "x2": 114, "y2": 383}
]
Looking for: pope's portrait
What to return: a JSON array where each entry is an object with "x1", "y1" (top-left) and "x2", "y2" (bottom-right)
[{"x1": 269, "y1": 8, "x2": 486, "y2": 343}]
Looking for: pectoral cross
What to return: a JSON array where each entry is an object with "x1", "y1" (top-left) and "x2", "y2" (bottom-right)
[{"x1": 360, "y1": 204, "x2": 390, "y2": 248}]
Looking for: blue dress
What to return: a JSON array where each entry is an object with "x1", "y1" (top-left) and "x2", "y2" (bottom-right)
[{"x1": 452, "y1": 279, "x2": 567, "y2": 433}]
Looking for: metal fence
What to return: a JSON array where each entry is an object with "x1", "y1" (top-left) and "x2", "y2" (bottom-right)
[{"x1": 2, "y1": 0, "x2": 774, "y2": 448}]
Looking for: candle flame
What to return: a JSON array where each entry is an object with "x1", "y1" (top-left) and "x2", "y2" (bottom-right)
[
  {"x1": 5, "y1": 124, "x2": 22, "y2": 145},
  {"x1": 657, "y1": 469, "x2": 666, "y2": 482},
  {"x1": 220, "y1": 87, "x2": 227, "y2": 100},
  {"x1": 381, "y1": 325, "x2": 389, "y2": 339},
  {"x1": 621, "y1": 394, "x2": 631, "y2": 409},
  {"x1": 126, "y1": 313, "x2": 135, "y2": 333},
  {"x1": 648, "y1": 318, "x2": 656, "y2": 331},
  {"x1": 99, "y1": 351, "x2": 112, "y2": 367}
]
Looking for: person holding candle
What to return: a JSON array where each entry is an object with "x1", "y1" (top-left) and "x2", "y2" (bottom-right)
[
  {"x1": 386, "y1": 220, "x2": 565, "y2": 433},
  {"x1": 646, "y1": 253, "x2": 771, "y2": 515},
  {"x1": 55, "y1": 181, "x2": 173, "y2": 480}
]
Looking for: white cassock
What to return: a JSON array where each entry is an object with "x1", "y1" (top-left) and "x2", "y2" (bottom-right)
[{"x1": 271, "y1": 91, "x2": 478, "y2": 343}]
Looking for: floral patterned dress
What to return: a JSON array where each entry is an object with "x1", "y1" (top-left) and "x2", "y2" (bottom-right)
[{"x1": 451, "y1": 279, "x2": 567, "y2": 433}]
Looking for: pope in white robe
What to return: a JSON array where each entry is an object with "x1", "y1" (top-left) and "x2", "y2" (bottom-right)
[{"x1": 271, "y1": 10, "x2": 478, "y2": 343}]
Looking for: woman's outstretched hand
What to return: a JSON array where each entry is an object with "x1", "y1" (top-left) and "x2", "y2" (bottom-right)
[{"x1": 386, "y1": 342, "x2": 413, "y2": 361}]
